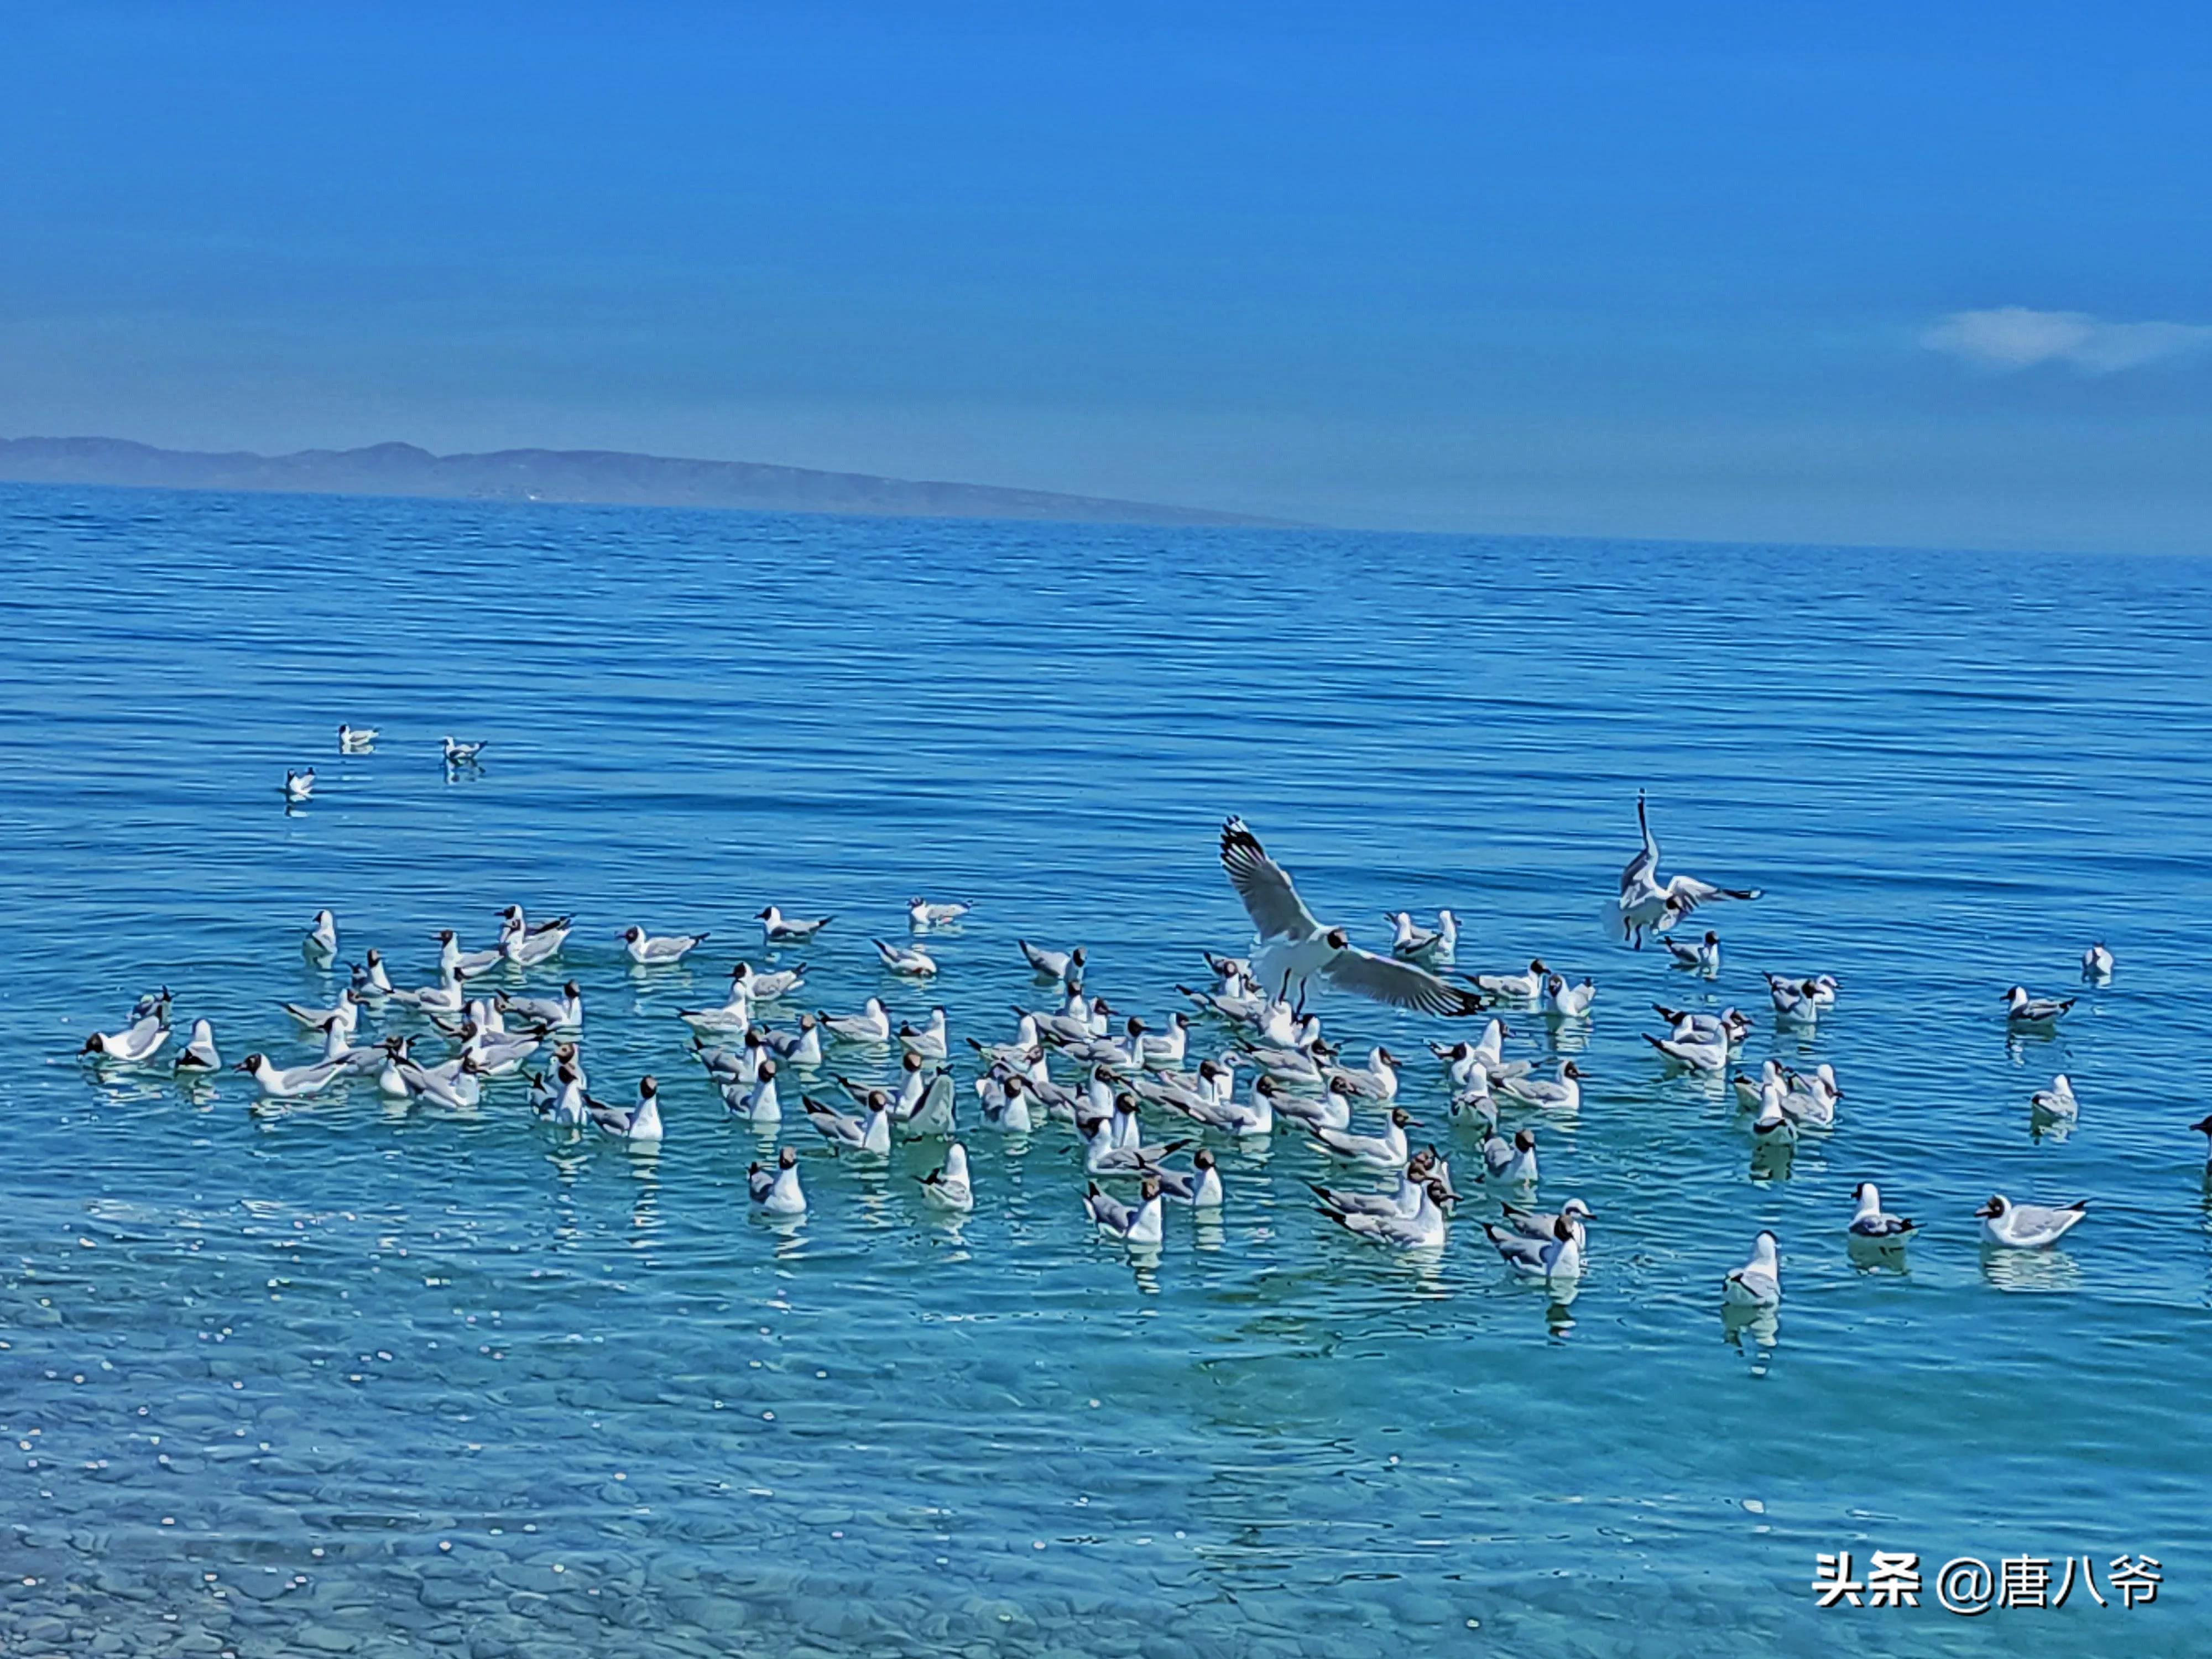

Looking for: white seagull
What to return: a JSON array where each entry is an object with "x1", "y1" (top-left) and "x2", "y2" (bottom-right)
[
  {"x1": 1018, "y1": 940, "x2": 1085, "y2": 981},
  {"x1": 622, "y1": 925, "x2": 708, "y2": 965},
  {"x1": 874, "y1": 939, "x2": 938, "y2": 977},
  {"x1": 2081, "y1": 941, "x2": 2114, "y2": 982},
  {"x1": 337, "y1": 723, "x2": 378, "y2": 752},
  {"x1": 234, "y1": 1053, "x2": 346, "y2": 1099},
  {"x1": 1318, "y1": 1178, "x2": 1451, "y2": 1249},
  {"x1": 1662, "y1": 930, "x2": 1722, "y2": 974},
  {"x1": 918, "y1": 1143, "x2": 975, "y2": 1211},
  {"x1": 1483, "y1": 1213, "x2": 1584, "y2": 1279},
  {"x1": 1386, "y1": 909, "x2": 1458, "y2": 965},
  {"x1": 588, "y1": 1076, "x2": 664, "y2": 1143},
  {"x1": 820, "y1": 998, "x2": 892, "y2": 1045},
  {"x1": 82, "y1": 1013, "x2": 169, "y2": 1065},
  {"x1": 1618, "y1": 791, "x2": 1762, "y2": 947},
  {"x1": 1481, "y1": 1127, "x2": 1540, "y2": 1186},
  {"x1": 1846, "y1": 1182, "x2": 1918, "y2": 1241},
  {"x1": 1469, "y1": 959, "x2": 1546, "y2": 1000},
  {"x1": 441, "y1": 737, "x2": 487, "y2": 765},
  {"x1": 803, "y1": 1093, "x2": 893, "y2": 1154},
  {"x1": 1542, "y1": 974, "x2": 1597, "y2": 1020},
  {"x1": 909, "y1": 898, "x2": 973, "y2": 930},
  {"x1": 1494, "y1": 1060, "x2": 1584, "y2": 1113},
  {"x1": 1086, "y1": 1178, "x2": 1166, "y2": 1245},
  {"x1": 1976, "y1": 1194, "x2": 2086, "y2": 1249},
  {"x1": 174, "y1": 1018, "x2": 222, "y2": 1073},
  {"x1": 759, "y1": 906, "x2": 832, "y2": 942},
  {"x1": 2004, "y1": 985, "x2": 2075, "y2": 1026},
  {"x1": 748, "y1": 1147, "x2": 807, "y2": 1214},
  {"x1": 2030, "y1": 1074, "x2": 2079, "y2": 1120},
  {"x1": 1723, "y1": 1232, "x2": 1782, "y2": 1308},
  {"x1": 1219, "y1": 818, "x2": 1484, "y2": 1018},
  {"x1": 304, "y1": 909, "x2": 338, "y2": 961}
]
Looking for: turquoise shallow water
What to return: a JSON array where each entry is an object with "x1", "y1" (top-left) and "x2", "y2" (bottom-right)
[{"x1": 2, "y1": 483, "x2": 2210, "y2": 1658}]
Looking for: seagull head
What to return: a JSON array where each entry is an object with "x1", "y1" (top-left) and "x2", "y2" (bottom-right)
[
  {"x1": 1514, "y1": 1128, "x2": 1536, "y2": 1151},
  {"x1": 778, "y1": 1146, "x2": 797, "y2": 1169},
  {"x1": 1389, "y1": 1107, "x2": 1414, "y2": 1128},
  {"x1": 1561, "y1": 1198, "x2": 1594, "y2": 1221},
  {"x1": 1324, "y1": 927, "x2": 1350, "y2": 951},
  {"x1": 1975, "y1": 1196, "x2": 2007, "y2": 1218}
]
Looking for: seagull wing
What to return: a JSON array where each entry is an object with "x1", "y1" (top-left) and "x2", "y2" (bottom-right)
[
  {"x1": 1220, "y1": 818, "x2": 1321, "y2": 941},
  {"x1": 1322, "y1": 947, "x2": 1485, "y2": 1018}
]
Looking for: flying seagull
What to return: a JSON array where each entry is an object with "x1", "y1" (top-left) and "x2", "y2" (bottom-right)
[
  {"x1": 1218, "y1": 817, "x2": 1483, "y2": 1018},
  {"x1": 1616, "y1": 791, "x2": 1761, "y2": 947}
]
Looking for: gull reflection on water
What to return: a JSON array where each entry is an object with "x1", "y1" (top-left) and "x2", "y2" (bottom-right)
[
  {"x1": 1723, "y1": 1302, "x2": 1780, "y2": 1373},
  {"x1": 1980, "y1": 1246, "x2": 2082, "y2": 1293}
]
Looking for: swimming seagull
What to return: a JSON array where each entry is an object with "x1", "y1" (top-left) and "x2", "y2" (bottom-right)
[
  {"x1": 803, "y1": 1093, "x2": 893, "y2": 1154},
  {"x1": 820, "y1": 998, "x2": 892, "y2": 1045},
  {"x1": 302, "y1": 909, "x2": 338, "y2": 962},
  {"x1": 2030, "y1": 1074, "x2": 2079, "y2": 1120},
  {"x1": 1086, "y1": 1178, "x2": 1166, "y2": 1245},
  {"x1": 174, "y1": 1018, "x2": 222, "y2": 1073},
  {"x1": 1542, "y1": 974, "x2": 1598, "y2": 1020},
  {"x1": 749, "y1": 1146, "x2": 807, "y2": 1214},
  {"x1": 724, "y1": 1059, "x2": 782, "y2": 1124},
  {"x1": 729, "y1": 961, "x2": 806, "y2": 1001},
  {"x1": 588, "y1": 1076, "x2": 664, "y2": 1142},
  {"x1": 1310, "y1": 1151, "x2": 1439, "y2": 1220},
  {"x1": 234, "y1": 1053, "x2": 346, "y2": 1099},
  {"x1": 441, "y1": 737, "x2": 486, "y2": 765},
  {"x1": 1481, "y1": 1127, "x2": 1540, "y2": 1186},
  {"x1": 1317, "y1": 1178, "x2": 1451, "y2": 1249},
  {"x1": 337, "y1": 723, "x2": 378, "y2": 752},
  {"x1": 759, "y1": 906, "x2": 832, "y2": 942},
  {"x1": 82, "y1": 1013, "x2": 170, "y2": 1065},
  {"x1": 498, "y1": 981, "x2": 584, "y2": 1034},
  {"x1": 1617, "y1": 791, "x2": 1762, "y2": 947},
  {"x1": 283, "y1": 990, "x2": 359, "y2": 1036},
  {"x1": 1306, "y1": 1105, "x2": 1415, "y2": 1168},
  {"x1": 899, "y1": 1008, "x2": 950, "y2": 1060},
  {"x1": 284, "y1": 769, "x2": 315, "y2": 802},
  {"x1": 2192, "y1": 1116, "x2": 2212, "y2": 1162},
  {"x1": 1019, "y1": 940, "x2": 1084, "y2": 981},
  {"x1": 1219, "y1": 818, "x2": 1484, "y2": 1018},
  {"x1": 1144, "y1": 1147, "x2": 1223, "y2": 1208},
  {"x1": 1722, "y1": 1232, "x2": 1782, "y2": 1308},
  {"x1": 1483, "y1": 1213, "x2": 1584, "y2": 1279},
  {"x1": 874, "y1": 939, "x2": 939, "y2": 977},
  {"x1": 1499, "y1": 1196, "x2": 1593, "y2": 1243},
  {"x1": 349, "y1": 950, "x2": 393, "y2": 998},
  {"x1": 1976, "y1": 1194, "x2": 2086, "y2": 1248},
  {"x1": 1662, "y1": 930, "x2": 1722, "y2": 974},
  {"x1": 1469, "y1": 959, "x2": 1545, "y2": 1000},
  {"x1": 436, "y1": 931, "x2": 504, "y2": 980},
  {"x1": 2081, "y1": 941, "x2": 2114, "y2": 982},
  {"x1": 1386, "y1": 910, "x2": 1458, "y2": 966},
  {"x1": 909, "y1": 898, "x2": 973, "y2": 930},
  {"x1": 498, "y1": 906, "x2": 571, "y2": 966},
  {"x1": 918, "y1": 1143, "x2": 974, "y2": 1211},
  {"x1": 2004, "y1": 986, "x2": 2075, "y2": 1026},
  {"x1": 1494, "y1": 1061, "x2": 1583, "y2": 1113},
  {"x1": 1846, "y1": 1182, "x2": 1918, "y2": 1241},
  {"x1": 622, "y1": 925, "x2": 708, "y2": 965}
]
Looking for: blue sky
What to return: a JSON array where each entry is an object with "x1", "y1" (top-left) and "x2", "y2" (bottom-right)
[{"x1": 3, "y1": 2, "x2": 2208, "y2": 552}]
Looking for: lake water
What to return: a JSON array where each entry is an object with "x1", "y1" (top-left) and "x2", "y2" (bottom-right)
[{"x1": 2, "y1": 483, "x2": 2209, "y2": 1659}]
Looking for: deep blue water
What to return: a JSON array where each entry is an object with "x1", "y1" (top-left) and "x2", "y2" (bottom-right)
[{"x1": 2, "y1": 482, "x2": 2209, "y2": 1658}]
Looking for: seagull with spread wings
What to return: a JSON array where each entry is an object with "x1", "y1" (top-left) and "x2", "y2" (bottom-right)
[
  {"x1": 1218, "y1": 817, "x2": 1483, "y2": 1019},
  {"x1": 1616, "y1": 791, "x2": 1762, "y2": 948}
]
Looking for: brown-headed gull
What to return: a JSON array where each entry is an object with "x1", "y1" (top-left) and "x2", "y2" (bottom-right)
[
  {"x1": 1019, "y1": 940, "x2": 1084, "y2": 980},
  {"x1": 749, "y1": 1147, "x2": 807, "y2": 1214},
  {"x1": 2005, "y1": 985, "x2": 2075, "y2": 1026},
  {"x1": 759, "y1": 906, "x2": 832, "y2": 942},
  {"x1": 1086, "y1": 1178, "x2": 1165, "y2": 1244},
  {"x1": 1976, "y1": 1194, "x2": 2086, "y2": 1248},
  {"x1": 623, "y1": 925, "x2": 708, "y2": 965},
  {"x1": 1484, "y1": 1212, "x2": 1583, "y2": 1279},
  {"x1": 1318, "y1": 1178, "x2": 1451, "y2": 1248}
]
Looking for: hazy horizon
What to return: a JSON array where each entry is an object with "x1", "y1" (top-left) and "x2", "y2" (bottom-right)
[{"x1": 4, "y1": 4, "x2": 2208, "y2": 556}]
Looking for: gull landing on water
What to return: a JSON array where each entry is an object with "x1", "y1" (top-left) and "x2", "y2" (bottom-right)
[
  {"x1": 1219, "y1": 818, "x2": 1483, "y2": 1019},
  {"x1": 1616, "y1": 791, "x2": 1762, "y2": 948}
]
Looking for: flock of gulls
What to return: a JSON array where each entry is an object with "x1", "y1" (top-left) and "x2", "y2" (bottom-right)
[{"x1": 82, "y1": 737, "x2": 2161, "y2": 1322}]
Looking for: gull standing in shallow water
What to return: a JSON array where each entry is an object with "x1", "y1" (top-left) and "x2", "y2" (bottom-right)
[
  {"x1": 1976, "y1": 1194, "x2": 2086, "y2": 1248},
  {"x1": 1219, "y1": 818, "x2": 1483, "y2": 1017},
  {"x1": 1723, "y1": 1232, "x2": 1782, "y2": 1308}
]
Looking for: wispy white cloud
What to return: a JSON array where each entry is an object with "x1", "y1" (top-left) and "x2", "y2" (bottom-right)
[{"x1": 1923, "y1": 306, "x2": 2212, "y2": 373}]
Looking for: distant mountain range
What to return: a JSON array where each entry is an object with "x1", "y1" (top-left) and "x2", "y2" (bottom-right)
[{"x1": 0, "y1": 436, "x2": 1278, "y2": 528}]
